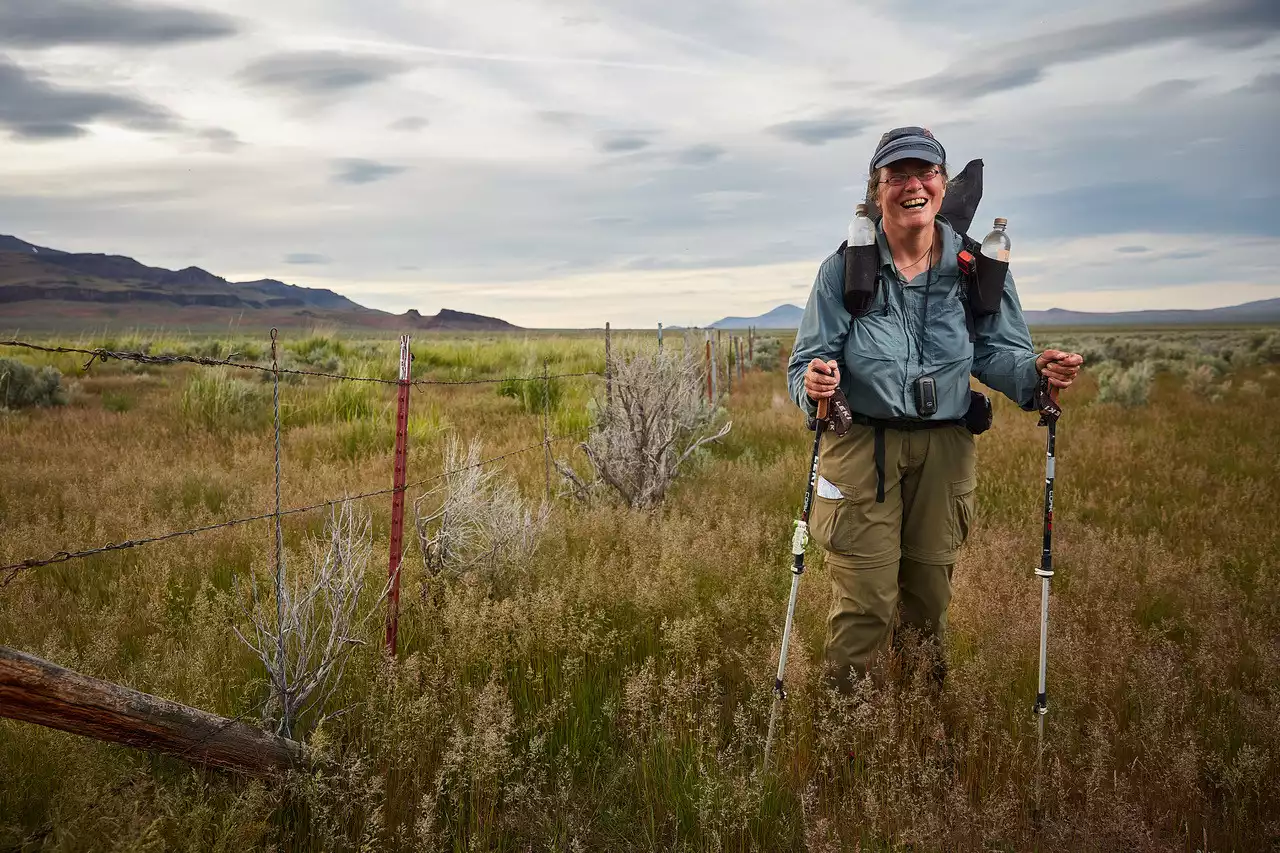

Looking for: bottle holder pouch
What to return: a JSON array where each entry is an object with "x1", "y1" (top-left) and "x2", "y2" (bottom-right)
[
  {"x1": 971, "y1": 252, "x2": 1007, "y2": 317},
  {"x1": 842, "y1": 242, "x2": 879, "y2": 318}
]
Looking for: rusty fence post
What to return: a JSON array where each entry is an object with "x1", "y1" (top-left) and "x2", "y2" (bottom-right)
[{"x1": 385, "y1": 335, "x2": 412, "y2": 656}]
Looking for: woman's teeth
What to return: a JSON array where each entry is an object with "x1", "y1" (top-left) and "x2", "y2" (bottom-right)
[{"x1": 902, "y1": 198, "x2": 927, "y2": 209}]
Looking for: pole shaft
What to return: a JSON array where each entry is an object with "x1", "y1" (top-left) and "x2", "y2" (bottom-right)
[{"x1": 764, "y1": 400, "x2": 827, "y2": 773}]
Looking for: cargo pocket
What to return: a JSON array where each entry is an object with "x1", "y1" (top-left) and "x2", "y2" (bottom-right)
[
  {"x1": 810, "y1": 491, "x2": 860, "y2": 557},
  {"x1": 949, "y1": 475, "x2": 977, "y2": 551}
]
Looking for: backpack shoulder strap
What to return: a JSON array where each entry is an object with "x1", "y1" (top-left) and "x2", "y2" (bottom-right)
[{"x1": 956, "y1": 235, "x2": 981, "y2": 343}]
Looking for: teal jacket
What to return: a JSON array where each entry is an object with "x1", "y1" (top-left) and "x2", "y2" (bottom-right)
[{"x1": 787, "y1": 216, "x2": 1041, "y2": 420}]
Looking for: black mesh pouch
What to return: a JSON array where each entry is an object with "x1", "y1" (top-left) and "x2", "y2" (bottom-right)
[
  {"x1": 972, "y1": 252, "x2": 1007, "y2": 317},
  {"x1": 842, "y1": 242, "x2": 879, "y2": 318}
]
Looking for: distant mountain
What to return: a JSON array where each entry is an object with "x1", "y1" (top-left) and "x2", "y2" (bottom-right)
[
  {"x1": 710, "y1": 298, "x2": 1280, "y2": 330},
  {"x1": 1022, "y1": 299, "x2": 1280, "y2": 326},
  {"x1": 711, "y1": 303, "x2": 804, "y2": 329},
  {"x1": 0, "y1": 234, "x2": 519, "y2": 332}
]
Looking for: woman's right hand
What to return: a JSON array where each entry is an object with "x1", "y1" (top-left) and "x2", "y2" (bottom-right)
[{"x1": 804, "y1": 358, "x2": 840, "y2": 400}]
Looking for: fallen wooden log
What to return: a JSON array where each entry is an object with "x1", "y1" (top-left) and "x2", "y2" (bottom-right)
[{"x1": 0, "y1": 645, "x2": 305, "y2": 776}]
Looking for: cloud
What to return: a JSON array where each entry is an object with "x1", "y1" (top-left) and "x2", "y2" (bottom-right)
[
  {"x1": 1136, "y1": 79, "x2": 1200, "y2": 102},
  {"x1": 766, "y1": 111, "x2": 871, "y2": 146},
  {"x1": 597, "y1": 133, "x2": 651, "y2": 153},
  {"x1": 238, "y1": 51, "x2": 410, "y2": 100},
  {"x1": 536, "y1": 111, "x2": 584, "y2": 126},
  {"x1": 284, "y1": 252, "x2": 330, "y2": 264},
  {"x1": 0, "y1": 56, "x2": 174, "y2": 140},
  {"x1": 331, "y1": 158, "x2": 407, "y2": 185},
  {"x1": 197, "y1": 127, "x2": 241, "y2": 152},
  {"x1": 675, "y1": 144, "x2": 725, "y2": 165},
  {"x1": 899, "y1": 0, "x2": 1280, "y2": 99},
  {"x1": 1238, "y1": 71, "x2": 1280, "y2": 95},
  {"x1": 1115, "y1": 245, "x2": 1149, "y2": 254},
  {"x1": 0, "y1": 0, "x2": 238, "y2": 48},
  {"x1": 389, "y1": 115, "x2": 429, "y2": 132}
]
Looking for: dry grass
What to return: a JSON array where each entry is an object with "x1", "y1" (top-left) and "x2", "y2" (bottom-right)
[{"x1": 0, "y1": 327, "x2": 1277, "y2": 852}]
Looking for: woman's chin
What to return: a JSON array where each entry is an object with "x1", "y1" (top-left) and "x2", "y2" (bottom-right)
[{"x1": 887, "y1": 208, "x2": 935, "y2": 230}]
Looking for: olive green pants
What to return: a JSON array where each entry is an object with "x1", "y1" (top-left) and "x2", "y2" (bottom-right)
[{"x1": 808, "y1": 422, "x2": 977, "y2": 692}]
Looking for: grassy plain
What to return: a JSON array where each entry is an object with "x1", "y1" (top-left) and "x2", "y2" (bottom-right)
[{"x1": 1, "y1": 325, "x2": 1278, "y2": 852}]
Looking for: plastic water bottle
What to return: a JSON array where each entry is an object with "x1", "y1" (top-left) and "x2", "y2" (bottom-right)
[
  {"x1": 981, "y1": 217, "x2": 1011, "y2": 262},
  {"x1": 848, "y1": 203, "x2": 876, "y2": 249}
]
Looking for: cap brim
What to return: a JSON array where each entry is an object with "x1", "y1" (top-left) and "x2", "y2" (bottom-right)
[{"x1": 872, "y1": 145, "x2": 944, "y2": 169}]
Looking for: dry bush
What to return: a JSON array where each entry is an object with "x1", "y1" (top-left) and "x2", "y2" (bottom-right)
[
  {"x1": 1095, "y1": 360, "x2": 1155, "y2": 407},
  {"x1": 0, "y1": 357, "x2": 66, "y2": 409},
  {"x1": 413, "y1": 433, "x2": 550, "y2": 580},
  {"x1": 233, "y1": 500, "x2": 383, "y2": 737},
  {"x1": 557, "y1": 341, "x2": 732, "y2": 509}
]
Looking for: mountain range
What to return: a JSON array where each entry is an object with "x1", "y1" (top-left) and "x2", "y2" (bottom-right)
[
  {"x1": 711, "y1": 299, "x2": 1280, "y2": 329},
  {"x1": 0, "y1": 235, "x2": 518, "y2": 332}
]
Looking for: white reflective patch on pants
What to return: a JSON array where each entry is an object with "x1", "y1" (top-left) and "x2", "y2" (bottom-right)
[{"x1": 817, "y1": 476, "x2": 844, "y2": 499}]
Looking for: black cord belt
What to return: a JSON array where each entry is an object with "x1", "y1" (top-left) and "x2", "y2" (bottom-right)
[{"x1": 846, "y1": 412, "x2": 964, "y2": 503}]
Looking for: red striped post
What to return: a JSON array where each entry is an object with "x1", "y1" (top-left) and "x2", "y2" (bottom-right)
[{"x1": 385, "y1": 335, "x2": 412, "y2": 656}]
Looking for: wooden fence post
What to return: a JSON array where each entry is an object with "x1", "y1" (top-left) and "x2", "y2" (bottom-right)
[
  {"x1": 724, "y1": 333, "x2": 732, "y2": 396},
  {"x1": 711, "y1": 332, "x2": 719, "y2": 402},
  {"x1": 705, "y1": 332, "x2": 712, "y2": 404},
  {"x1": 0, "y1": 645, "x2": 305, "y2": 777}
]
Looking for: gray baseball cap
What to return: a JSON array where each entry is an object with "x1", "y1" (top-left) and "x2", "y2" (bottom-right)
[{"x1": 870, "y1": 126, "x2": 947, "y2": 170}]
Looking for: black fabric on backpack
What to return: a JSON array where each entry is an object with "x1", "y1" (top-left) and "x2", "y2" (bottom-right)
[{"x1": 938, "y1": 159, "x2": 983, "y2": 237}]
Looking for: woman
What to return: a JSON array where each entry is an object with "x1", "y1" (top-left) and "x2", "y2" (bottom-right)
[{"x1": 786, "y1": 126, "x2": 1083, "y2": 693}]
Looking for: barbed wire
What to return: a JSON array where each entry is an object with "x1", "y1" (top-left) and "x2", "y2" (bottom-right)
[
  {"x1": 1, "y1": 428, "x2": 592, "y2": 585},
  {"x1": 0, "y1": 339, "x2": 606, "y2": 387}
]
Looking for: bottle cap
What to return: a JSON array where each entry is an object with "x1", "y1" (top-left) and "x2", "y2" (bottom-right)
[
  {"x1": 855, "y1": 203, "x2": 868, "y2": 216},
  {"x1": 994, "y1": 217, "x2": 1007, "y2": 227}
]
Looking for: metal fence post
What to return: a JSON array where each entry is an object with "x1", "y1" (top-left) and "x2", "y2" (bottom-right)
[
  {"x1": 385, "y1": 335, "x2": 412, "y2": 656},
  {"x1": 542, "y1": 359, "x2": 552, "y2": 503}
]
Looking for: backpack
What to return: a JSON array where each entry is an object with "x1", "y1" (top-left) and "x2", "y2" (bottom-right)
[{"x1": 835, "y1": 158, "x2": 1006, "y2": 342}]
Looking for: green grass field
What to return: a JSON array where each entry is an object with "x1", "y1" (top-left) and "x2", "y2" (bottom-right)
[{"x1": 1, "y1": 326, "x2": 1277, "y2": 852}]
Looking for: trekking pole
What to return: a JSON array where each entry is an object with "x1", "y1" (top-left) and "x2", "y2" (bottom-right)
[
  {"x1": 1032, "y1": 375, "x2": 1061, "y2": 820},
  {"x1": 764, "y1": 396, "x2": 829, "y2": 775}
]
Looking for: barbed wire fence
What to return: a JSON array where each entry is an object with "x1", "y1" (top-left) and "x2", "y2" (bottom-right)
[
  {"x1": 0, "y1": 322, "x2": 766, "y2": 765},
  {"x1": 0, "y1": 324, "x2": 769, "y2": 579}
]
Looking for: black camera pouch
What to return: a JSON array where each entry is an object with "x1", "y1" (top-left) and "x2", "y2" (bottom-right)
[
  {"x1": 964, "y1": 389, "x2": 993, "y2": 435},
  {"x1": 841, "y1": 241, "x2": 879, "y2": 318}
]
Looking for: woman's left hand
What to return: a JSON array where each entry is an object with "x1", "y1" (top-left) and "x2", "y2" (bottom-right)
[{"x1": 1036, "y1": 349, "x2": 1084, "y2": 390}]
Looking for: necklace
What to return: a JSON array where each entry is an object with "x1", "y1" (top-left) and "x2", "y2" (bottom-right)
[{"x1": 896, "y1": 241, "x2": 934, "y2": 275}]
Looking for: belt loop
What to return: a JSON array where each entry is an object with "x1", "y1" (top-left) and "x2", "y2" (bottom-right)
[{"x1": 873, "y1": 425, "x2": 886, "y2": 503}]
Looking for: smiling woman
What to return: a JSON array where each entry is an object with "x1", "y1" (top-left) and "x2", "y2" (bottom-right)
[{"x1": 786, "y1": 125, "x2": 1085, "y2": 696}]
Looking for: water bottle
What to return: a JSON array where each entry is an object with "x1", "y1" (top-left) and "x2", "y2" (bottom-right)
[
  {"x1": 981, "y1": 217, "x2": 1011, "y2": 262},
  {"x1": 848, "y1": 203, "x2": 876, "y2": 249}
]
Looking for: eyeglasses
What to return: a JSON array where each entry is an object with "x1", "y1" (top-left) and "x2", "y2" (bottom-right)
[{"x1": 879, "y1": 167, "x2": 942, "y2": 186}]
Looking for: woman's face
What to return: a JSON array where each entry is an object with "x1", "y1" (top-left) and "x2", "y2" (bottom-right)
[{"x1": 876, "y1": 157, "x2": 945, "y2": 232}]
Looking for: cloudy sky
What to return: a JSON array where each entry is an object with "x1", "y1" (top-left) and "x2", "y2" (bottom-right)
[{"x1": 1, "y1": 0, "x2": 1277, "y2": 328}]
